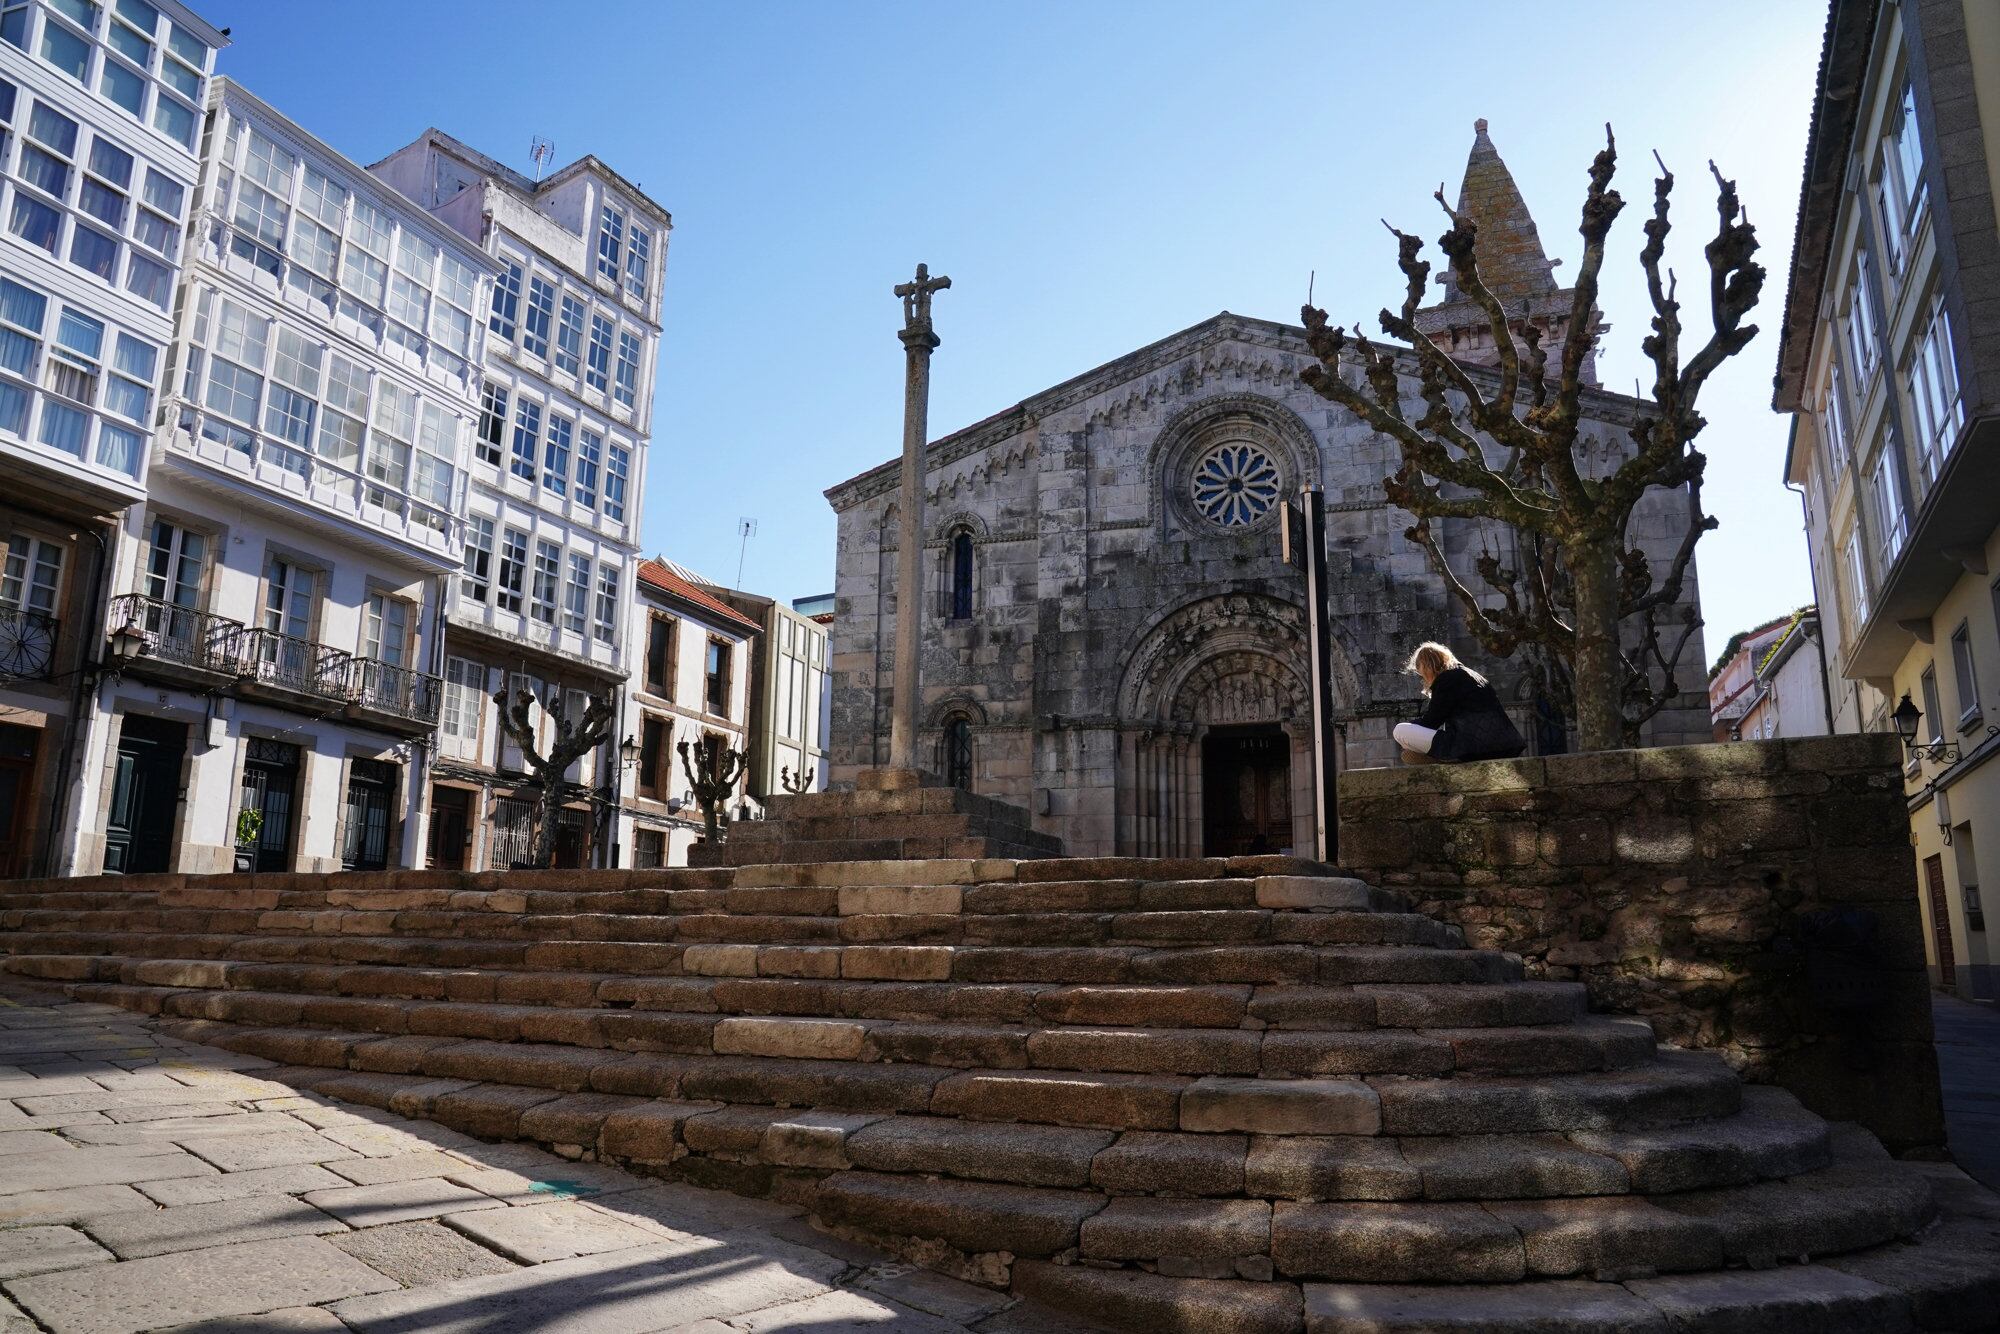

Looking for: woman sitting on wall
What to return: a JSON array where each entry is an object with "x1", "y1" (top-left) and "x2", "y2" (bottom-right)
[{"x1": 1392, "y1": 642, "x2": 1527, "y2": 765}]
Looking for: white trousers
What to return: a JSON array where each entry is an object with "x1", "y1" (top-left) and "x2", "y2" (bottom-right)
[{"x1": 1392, "y1": 721, "x2": 1437, "y2": 754}]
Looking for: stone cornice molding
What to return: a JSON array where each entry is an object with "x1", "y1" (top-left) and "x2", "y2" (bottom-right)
[{"x1": 824, "y1": 312, "x2": 1652, "y2": 513}]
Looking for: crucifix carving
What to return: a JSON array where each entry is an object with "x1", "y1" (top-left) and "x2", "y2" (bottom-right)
[
  {"x1": 895, "y1": 263, "x2": 951, "y2": 337},
  {"x1": 887, "y1": 262, "x2": 950, "y2": 772}
]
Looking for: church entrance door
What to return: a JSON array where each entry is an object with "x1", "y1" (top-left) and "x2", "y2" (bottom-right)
[{"x1": 1201, "y1": 724, "x2": 1291, "y2": 857}]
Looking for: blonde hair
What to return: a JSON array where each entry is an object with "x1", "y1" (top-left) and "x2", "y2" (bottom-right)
[{"x1": 1404, "y1": 642, "x2": 1460, "y2": 680}]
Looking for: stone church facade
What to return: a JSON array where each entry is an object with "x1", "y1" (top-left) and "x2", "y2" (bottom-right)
[{"x1": 824, "y1": 126, "x2": 1711, "y2": 857}]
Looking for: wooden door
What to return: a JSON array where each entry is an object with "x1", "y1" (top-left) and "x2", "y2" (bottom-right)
[
  {"x1": 340, "y1": 759, "x2": 396, "y2": 872},
  {"x1": 427, "y1": 787, "x2": 469, "y2": 870},
  {"x1": 1201, "y1": 727, "x2": 1292, "y2": 857},
  {"x1": 104, "y1": 715, "x2": 185, "y2": 874},
  {"x1": 1925, "y1": 854, "x2": 1956, "y2": 992},
  {"x1": 240, "y1": 739, "x2": 301, "y2": 873},
  {"x1": 0, "y1": 723, "x2": 37, "y2": 877}
]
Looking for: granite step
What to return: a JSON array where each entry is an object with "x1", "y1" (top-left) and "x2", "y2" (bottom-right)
[
  {"x1": 135, "y1": 1027, "x2": 1846, "y2": 1206},
  {"x1": 130, "y1": 1013, "x2": 1747, "y2": 1139},
  {"x1": 5, "y1": 935, "x2": 1525, "y2": 986},
  {"x1": 58, "y1": 977, "x2": 1652, "y2": 1079},
  {"x1": 6, "y1": 955, "x2": 1589, "y2": 1035}
]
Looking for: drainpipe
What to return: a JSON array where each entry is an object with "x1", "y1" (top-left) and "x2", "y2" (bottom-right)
[
  {"x1": 41, "y1": 523, "x2": 111, "y2": 877},
  {"x1": 1784, "y1": 479, "x2": 1840, "y2": 736}
]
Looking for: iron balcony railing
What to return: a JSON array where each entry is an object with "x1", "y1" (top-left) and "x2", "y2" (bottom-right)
[
  {"x1": 348, "y1": 656, "x2": 443, "y2": 727},
  {"x1": 237, "y1": 627, "x2": 353, "y2": 701},
  {"x1": 109, "y1": 594, "x2": 245, "y2": 675},
  {"x1": 0, "y1": 607, "x2": 58, "y2": 680}
]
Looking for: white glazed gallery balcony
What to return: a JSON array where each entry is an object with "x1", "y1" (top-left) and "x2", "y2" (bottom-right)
[{"x1": 157, "y1": 396, "x2": 465, "y2": 572}]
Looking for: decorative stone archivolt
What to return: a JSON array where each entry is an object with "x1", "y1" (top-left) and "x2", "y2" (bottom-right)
[
  {"x1": 928, "y1": 510, "x2": 990, "y2": 546},
  {"x1": 1117, "y1": 592, "x2": 1356, "y2": 726},
  {"x1": 1147, "y1": 393, "x2": 1322, "y2": 536},
  {"x1": 924, "y1": 693, "x2": 989, "y2": 727}
]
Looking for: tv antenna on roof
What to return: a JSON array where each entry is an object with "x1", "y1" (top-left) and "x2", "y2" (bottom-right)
[
  {"x1": 735, "y1": 518, "x2": 757, "y2": 590},
  {"x1": 529, "y1": 136, "x2": 555, "y2": 182}
]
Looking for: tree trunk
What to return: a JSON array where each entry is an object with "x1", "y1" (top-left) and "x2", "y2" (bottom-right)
[
  {"x1": 531, "y1": 781, "x2": 561, "y2": 869},
  {"x1": 1567, "y1": 539, "x2": 1625, "y2": 752}
]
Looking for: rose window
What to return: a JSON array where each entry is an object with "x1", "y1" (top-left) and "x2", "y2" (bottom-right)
[{"x1": 1190, "y1": 441, "x2": 1281, "y2": 527}]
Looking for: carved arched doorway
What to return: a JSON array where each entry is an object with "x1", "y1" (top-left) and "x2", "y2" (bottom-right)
[{"x1": 1114, "y1": 594, "x2": 1349, "y2": 857}]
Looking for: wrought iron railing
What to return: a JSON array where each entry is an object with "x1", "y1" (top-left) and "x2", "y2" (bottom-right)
[
  {"x1": 0, "y1": 606, "x2": 57, "y2": 680},
  {"x1": 237, "y1": 628, "x2": 353, "y2": 700},
  {"x1": 347, "y1": 656, "x2": 443, "y2": 726},
  {"x1": 108, "y1": 594, "x2": 245, "y2": 675}
]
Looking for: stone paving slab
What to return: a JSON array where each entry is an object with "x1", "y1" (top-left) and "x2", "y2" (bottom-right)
[
  {"x1": 0, "y1": 982, "x2": 1116, "y2": 1334},
  {"x1": 326, "y1": 1220, "x2": 521, "y2": 1287},
  {"x1": 443, "y1": 1199, "x2": 663, "y2": 1262},
  {"x1": 83, "y1": 1195, "x2": 347, "y2": 1260},
  {"x1": 7, "y1": 1234, "x2": 398, "y2": 1334},
  {"x1": 300, "y1": 1177, "x2": 505, "y2": 1228},
  {"x1": 0, "y1": 1227, "x2": 111, "y2": 1281},
  {"x1": 330, "y1": 1235, "x2": 843, "y2": 1332}
]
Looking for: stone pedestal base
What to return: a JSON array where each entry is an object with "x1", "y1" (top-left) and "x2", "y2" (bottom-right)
[{"x1": 687, "y1": 768, "x2": 1063, "y2": 867}]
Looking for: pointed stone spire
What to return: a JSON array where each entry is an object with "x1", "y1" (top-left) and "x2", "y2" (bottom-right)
[
  {"x1": 1415, "y1": 119, "x2": 1604, "y2": 386},
  {"x1": 1440, "y1": 119, "x2": 1559, "y2": 303}
]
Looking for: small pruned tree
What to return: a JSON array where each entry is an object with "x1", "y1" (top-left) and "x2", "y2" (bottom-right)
[
  {"x1": 493, "y1": 686, "x2": 616, "y2": 868},
  {"x1": 679, "y1": 734, "x2": 749, "y2": 846},
  {"x1": 1299, "y1": 127, "x2": 1763, "y2": 750}
]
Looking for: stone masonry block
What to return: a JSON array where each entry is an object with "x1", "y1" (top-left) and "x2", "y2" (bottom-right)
[
  {"x1": 841, "y1": 946, "x2": 954, "y2": 981},
  {"x1": 711, "y1": 1017, "x2": 867, "y2": 1061},
  {"x1": 1180, "y1": 1077, "x2": 1381, "y2": 1135},
  {"x1": 838, "y1": 885, "x2": 963, "y2": 916}
]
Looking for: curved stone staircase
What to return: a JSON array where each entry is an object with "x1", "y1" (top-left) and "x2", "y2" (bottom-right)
[{"x1": 4, "y1": 856, "x2": 1997, "y2": 1332}]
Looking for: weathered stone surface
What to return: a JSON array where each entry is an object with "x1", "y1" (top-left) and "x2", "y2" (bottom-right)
[
  {"x1": 443, "y1": 1199, "x2": 660, "y2": 1263},
  {"x1": 1014, "y1": 1261, "x2": 1303, "y2": 1334},
  {"x1": 1245, "y1": 1136, "x2": 1420, "y2": 1202},
  {"x1": 428, "y1": 1084, "x2": 563, "y2": 1139},
  {"x1": 1092, "y1": 1131, "x2": 1247, "y2": 1197},
  {"x1": 816, "y1": 1171, "x2": 1102, "y2": 1255},
  {"x1": 1033, "y1": 984, "x2": 1250, "y2": 1029},
  {"x1": 1302, "y1": 1279, "x2": 1668, "y2": 1332},
  {"x1": 86, "y1": 1195, "x2": 348, "y2": 1259},
  {"x1": 1271, "y1": 1201, "x2": 1526, "y2": 1281},
  {"x1": 0, "y1": 1225, "x2": 112, "y2": 1280},
  {"x1": 7, "y1": 1235, "x2": 397, "y2": 1334},
  {"x1": 1624, "y1": 1265, "x2": 1911, "y2": 1333},
  {"x1": 326, "y1": 1220, "x2": 519, "y2": 1286},
  {"x1": 931, "y1": 1069, "x2": 1185, "y2": 1130},
  {"x1": 598, "y1": 1099, "x2": 722, "y2": 1161},
  {"x1": 713, "y1": 1016, "x2": 867, "y2": 1061},
  {"x1": 301, "y1": 1177, "x2": 505, "y2": 1227},
  {"x1": 1398, "y1": 1134, "x2": 1629, "y2": 1200},
  {"x1": 845, "y1": 1117, "x2": 1113, "y2": 1188},
  {"x1": 0, "y1": 1144, "x2": 217, "y2": 1192},
  {"x1": 1081, "y1": 1197, "x2": 1272, "y2": 1261},
  {"x1": 1487, "y1": 1196, "x2": 1725, "y2": 1277},
  {"x1": 1181, "y1": 1076, "x2": 1380, "y2": 1135},
  {"x1": 1028, "y1": 1026, "x2": 1262, "y2": 1075}
]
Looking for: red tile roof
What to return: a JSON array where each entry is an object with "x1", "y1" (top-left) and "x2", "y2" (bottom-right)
[{"x1": 636, "y1": 559, "x2": 762, "y2": 634}]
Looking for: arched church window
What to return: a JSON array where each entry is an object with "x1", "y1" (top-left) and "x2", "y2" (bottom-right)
[
  {"x1": 1190, "y1": 441, "x2": 1281, "y2": 527},
  {"x1": 941, "y1": 716, "x2": 973, "y2": 790},
  {"x1": 949, "y1": 531, "x2": 973, "y2": 621}
]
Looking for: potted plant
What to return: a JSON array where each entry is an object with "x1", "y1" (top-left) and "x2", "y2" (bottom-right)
[{"x1": 233, "y1": 807, "x2": 263, "y2": 873}]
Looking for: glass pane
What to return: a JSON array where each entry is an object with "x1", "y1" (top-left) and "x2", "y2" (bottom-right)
[
  {"x1": 38, "y1": 18, "x2": 88, "y2": 81},
  {"x1": 99, "y1": 57, "x2": 143, "y2": 113}
]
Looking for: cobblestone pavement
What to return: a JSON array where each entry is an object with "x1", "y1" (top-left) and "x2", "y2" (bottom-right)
[
  {"x1": 0, "y1": 981, "x2": 1099, "y2": 1334},
  {"x1": 1935, "y1": 993, "x2": 2000, "y2": 1193}
]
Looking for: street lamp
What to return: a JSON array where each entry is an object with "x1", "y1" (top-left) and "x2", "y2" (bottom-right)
[
  {"x1": 619, "y1": 735, "x2": 640, "y2": 769},
  {"x1": 1894, "y1": 692, "x2": 1962, "y2": 765}
]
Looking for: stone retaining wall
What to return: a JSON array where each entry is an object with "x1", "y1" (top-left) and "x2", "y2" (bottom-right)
[{"x1": 1337, "y1": 733, "x2": 1946, "y2": 1155}]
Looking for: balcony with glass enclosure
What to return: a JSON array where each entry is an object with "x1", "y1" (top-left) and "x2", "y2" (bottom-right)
[{"x1": 155, "y1": 84, "x2": 492, "y2": 573}]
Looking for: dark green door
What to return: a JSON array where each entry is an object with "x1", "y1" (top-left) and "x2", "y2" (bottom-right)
[{"x1": 104, "y1": 715, "x2": 185, "y2": 874}]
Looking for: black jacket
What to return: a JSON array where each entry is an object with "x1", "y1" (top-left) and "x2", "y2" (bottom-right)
[{"x1": 1414, "y1": 667, "x2": 1526, "y2": 762}]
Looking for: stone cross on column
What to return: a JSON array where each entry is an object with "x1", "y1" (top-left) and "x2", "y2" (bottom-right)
[{"x1": 888, "y1": 263, "x2": 950, "y2": 773}]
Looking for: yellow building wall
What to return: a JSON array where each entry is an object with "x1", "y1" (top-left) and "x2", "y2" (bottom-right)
[{"x1": 1895, "y1": 523, "x2": 2000, "y2": 998}]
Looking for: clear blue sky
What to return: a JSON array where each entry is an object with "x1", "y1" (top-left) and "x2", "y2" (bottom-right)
[{"x1": 203, "y1": 0, "x2": 1826, "y2": 646}]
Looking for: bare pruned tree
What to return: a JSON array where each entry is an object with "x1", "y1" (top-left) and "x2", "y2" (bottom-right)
[
  {"x1": 492, "y1": 686, "x2": 616, "y2": 868},
  {"x1": 1299, "y1": 127, "x2": 1763, "y2": 750}
]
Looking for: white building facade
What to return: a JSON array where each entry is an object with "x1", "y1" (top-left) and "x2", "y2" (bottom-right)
[
  {"x1": 369, "y1": 131, "x2": 665, "y2": 870},
  {"x1": 62, "y1": 79, "x2": 493, "y2": 875},
  {"x1": 626, "y1": 559, "x2": 755, "y2": 868},
  {"x1": 0, "y1": 0, "x2": 222, "y2": 876}
]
